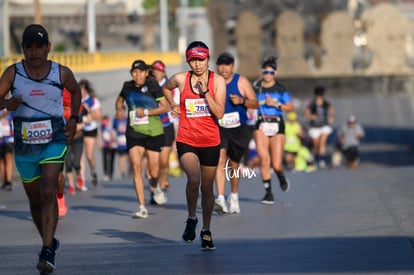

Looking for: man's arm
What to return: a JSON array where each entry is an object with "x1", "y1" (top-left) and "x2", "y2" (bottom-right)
[
  {"x1": 237, "y1": 75, "x2": 259, "y2": 109},
  {"x1": 0, "y1": 65, "x2": 22, "y2": 110}
]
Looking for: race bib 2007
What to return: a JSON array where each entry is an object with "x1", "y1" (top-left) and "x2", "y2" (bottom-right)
[{"x1": 21, "y1": 120, "x2": 53, "y2": 144}]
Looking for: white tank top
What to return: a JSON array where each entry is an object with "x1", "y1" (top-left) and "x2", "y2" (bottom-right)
[{"x1": 13, "y1": 61, "x2": 64, "y2": 119}]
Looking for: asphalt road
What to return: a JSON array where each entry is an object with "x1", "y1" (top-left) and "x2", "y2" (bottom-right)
[
  {"x1": 1, "y1": 163, "x2": 414, "y2": 274},
  {"x1": 1, "y1": 69, "x2": 414, "y2": 274}
]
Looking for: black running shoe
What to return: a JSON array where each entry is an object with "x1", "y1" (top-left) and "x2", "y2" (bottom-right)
[
  {"x1": 2, "y1": 182, "x2": 12, "y2": 191},
  {"x1": 52, "y1": 238, "x2": 60, "y2": 254},
  {"x1": 279, "y1": 177, "x2": 290, "y2": 192},
  {"x1": 92, "y1": 173, "x2": 98, "y2": 186},
  {"x1": 150, "y1": 192, "x2": 158, "y2": 205},
  {"x1": 261, "y1": 192, "x2": 275, "y2": 205},
  {"x1": 182, "y1": 217, "x2": 197, "y2": 242},
  {"x1": 37, "y1": 246, "x2": 55, "y2": 274},
  {"x1": 200, "y1": 230, "x2": 216, "y2": 251},
  {"x1": 149, "y1": 178, "x2": 158, "y2": 189}
]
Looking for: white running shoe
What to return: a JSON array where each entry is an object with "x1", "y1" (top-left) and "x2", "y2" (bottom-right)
[
  {"x1": 132, "y1": 207, "x2": 148, "y2": 219},
  {"x1": 213, "y1": 197, "x2": 229, "y2": 214},
  {"x1": 153, "y1": 187, "x2": 167, "y2": 205},
  {"x1": 227, "y1": 195, "x2": 240, "y2": 214}
]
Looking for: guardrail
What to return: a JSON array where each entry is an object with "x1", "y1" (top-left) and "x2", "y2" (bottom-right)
[{"x1": 0, "y1": 51, "x2": 183, "y2": 74}]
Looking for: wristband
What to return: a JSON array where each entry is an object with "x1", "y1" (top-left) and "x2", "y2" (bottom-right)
[
  {"x1": 144, "y1": 109, "x2": 149, "y2": 116},
  {"x1": 69, "y1": 115, "x2": 79, "y2": 121}
]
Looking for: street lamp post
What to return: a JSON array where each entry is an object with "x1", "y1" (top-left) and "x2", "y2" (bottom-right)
[
  {"x1": 160, "y1": 0, "x2": 169, "y2": 52},
  {"x1": 87, "y1": 0, "x2": 96, "y2": 53},
  {"x1": 0, "y1": 0, "x2": 10, "y2": 57}
]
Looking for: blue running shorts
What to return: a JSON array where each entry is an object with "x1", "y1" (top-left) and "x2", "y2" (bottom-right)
[{"x1": 15, "y1": 142, "x2": 67, "y2": 183}]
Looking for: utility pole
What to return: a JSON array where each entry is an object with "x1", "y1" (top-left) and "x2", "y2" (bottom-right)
[
  {"x1": 87, "y1": 0, "x2": 96, "y2": 53},
  {"x1": 179, "y1": 0, "x2": 188, "y2": 56},
  {"x1": 160, "y1": 0, "x2": 169, "y2": 52},
  {"x1": 0, "y1": 0, "x2": 10, "y2": 57},
  {"x1": 34, "y1": 0, "x2": 42, "y2": 24}
]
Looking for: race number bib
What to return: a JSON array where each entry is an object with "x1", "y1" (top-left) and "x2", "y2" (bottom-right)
[
  {"x1": 218, "y1": 111, "x2": 241, "y2": 128},
  {"x1": 259, "y1": 122, "x2": 279, "y2": 136},
  {"x1": 185, "y1": 98, "x2": 211, "y2": 118},
  {"x1": 129, "y1": 110, "x2": 149, "y2": 125},
  {"x1": 117, "y1": 135, "x2": 126, "y2": 146},
  {"x1": 21, "y1": 120, "x2": 53, "y2": 144},
  {"x1": 1, "y1": 120, "x2": 11, "y2": 137}
]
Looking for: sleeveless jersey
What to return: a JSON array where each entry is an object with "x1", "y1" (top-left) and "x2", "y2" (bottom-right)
[
  {"x1": 13, "y1": 61, "x2": 64, "y2": 118},
  {"x1": 12, "y1": 61, "x2": 66, "y2": 155},
  {"x1": 309, "y1": 100, "x2": 331, "y2": 127},
  {"x1": 81, "y1": 95, "x2": 101, "y2": 132},
  {"x1": 218, "y1": 73, "x2": 247, "y2": 128},
  {"x1": 176, "y1": 71, "x2": 220, "y2": 147}
]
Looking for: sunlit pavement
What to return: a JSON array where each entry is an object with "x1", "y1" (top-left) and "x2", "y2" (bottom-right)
[{"x1": 1, "y1": 163, "x2": 414, "y2": 274}]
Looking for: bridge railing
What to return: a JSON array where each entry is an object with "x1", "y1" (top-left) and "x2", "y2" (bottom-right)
[{"x1": 0, "y1": 51, "x2": 182, "y2": 73}]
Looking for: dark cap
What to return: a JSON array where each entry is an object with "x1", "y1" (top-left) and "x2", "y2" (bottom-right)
[
  {"x1": 130, "y1": 60, "x2": 148, "y2": 72},
  {"x1": 314, "y1": 86, "x2": 325, "y2": 96},
  {"x1": 216, "y1": 52, "x2": 234, "y2": 65},
  {"x1": 22, "y1": 24, "x2": 49, "y2": 46}
]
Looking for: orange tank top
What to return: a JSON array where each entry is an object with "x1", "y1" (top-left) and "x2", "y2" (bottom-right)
[{"x1": 176, "y1": 71, "x2": 220, "y2": 147}]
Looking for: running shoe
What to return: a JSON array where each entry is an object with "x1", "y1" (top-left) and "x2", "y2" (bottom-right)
[
  {"x1": 92, "y1": 172, "x2": 98, "y2": 186},
  {"x1": 1, "y1": 182, "x2": 12, "y2": 191},
  {"x1": 261, "y1": 192, "x2": 275, "y2": 205},
  {"x1": 152, "y1": 187, "x2": 167, "y2": 205},
  {"x1": 37, "y1": 246, "x2": 55, "y2": 274},
  {"x1": 279, "y1": 177, "x2": 290, "y2": 192},
  {"x1": 200, "y1": 230, "x2": 216, "y2": 251},
  {"x1": 149, "y1": 178, "x2": 158, "y2": 189},
  {"x1": 76, "y1": 177, "x2": 88, "y2": 191},
  {"x1": 182, "y1": 217, "x2": 198, "y2": 242},
  {"x1": 52, "y1": 238, "x2": 60, "y2": 254},
  {"x1": 57, "y1": 195, "x2": 67, "y2": 217},
  {"x1": 213, "y1": 197, "x2": 229, "y2": 214},
  {"x1": 318, "y1": 160, "x2": 327, "y2": 169},
  {"x1": 131, "y1": 207, "x2": 148, "y2": 219},
  {"x1": 67, "y1": 186, "x2": 76, "y2": 196},
  {"x1": 227, "y1": 195, "x2": 240, "y2": 214}
]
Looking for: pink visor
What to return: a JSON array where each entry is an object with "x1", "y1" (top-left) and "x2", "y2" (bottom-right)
[
  {"x1": 152, "y1": 61, "x2": 165, "y2": 72},
  {"x1": 186, "y1": 47, "x2": 209, "y2": 62}
]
